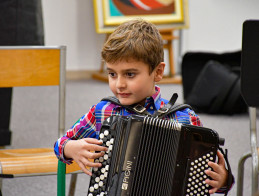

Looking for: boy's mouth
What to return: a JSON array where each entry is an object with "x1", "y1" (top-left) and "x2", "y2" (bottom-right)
[{"x1": 118, "y1": 93, "x2": 131, "y2": 98}]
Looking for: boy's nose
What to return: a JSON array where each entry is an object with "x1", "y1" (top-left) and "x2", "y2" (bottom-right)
[{"x1": 116, "y1": 76, "x2": 126, "y2": 89}]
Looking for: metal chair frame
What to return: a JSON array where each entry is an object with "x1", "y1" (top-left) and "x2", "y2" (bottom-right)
[{"x1": 237, "y1": 107, "x2": 258, "y2": 196}]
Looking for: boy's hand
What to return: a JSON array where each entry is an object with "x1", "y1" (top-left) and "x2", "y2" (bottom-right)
[
  {"x1": 204, "y1": 151, "x2": 228, "y2": 194},
  {"x1": 64, "y1": 138, "x2": 108, "y2": 176}
]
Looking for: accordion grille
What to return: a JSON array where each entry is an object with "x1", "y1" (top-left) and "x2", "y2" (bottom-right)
[{"x1": 130, "y1": 116, "x2": 181, "y2": 196}]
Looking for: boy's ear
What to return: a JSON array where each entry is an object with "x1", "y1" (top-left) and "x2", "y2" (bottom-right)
[{"x1": 154, "y1": 62, "x2": 165, "y2": 82}]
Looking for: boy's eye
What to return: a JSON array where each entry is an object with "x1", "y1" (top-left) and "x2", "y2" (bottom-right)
[
  {"x1": 126, "y1": 72, "x2": 135, "y2": 77},
  {"x1": 108, "y1": 72, "x2": 116, "y2": 78}
]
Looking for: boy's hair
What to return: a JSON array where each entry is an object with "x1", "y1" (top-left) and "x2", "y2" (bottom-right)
[{"x1": 101, "y1": 19, "x2": 164, "y2": 73}]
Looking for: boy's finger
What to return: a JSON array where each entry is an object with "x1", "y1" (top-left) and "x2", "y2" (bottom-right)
[
  {"x1": 87, "y1": 151, "x2": 106, "y2": 160},
  {"x1": 78, "y1": 161, "x2": 93, "y2": 176},
  {"x1": 209, "y1": 187, "x2": 218, "y2": 194},
  {"x1": 84, "y1": 138, "x2": 103, "y2": 144},
  {"x1": 205, "y1": 179, "x2": 219, "y2": 193},
  {"x1": 217, "y1": 151, "x2": 225, "y2": 166},
  {"x1": 208, "y1": 161, "x2": 220, "y2": 173},
  {"x1": 205, "y1": 169, "x2": 219, "y2": 181},
  {"x1": 84, "y1": 160, "x2": 102, "y2": 168},
  {"x1": 84, "y1": 143, "x2": 108, "y2": 152},
  {"x1": 79, "y1": 159, "x2": 104, "y2": 175}
]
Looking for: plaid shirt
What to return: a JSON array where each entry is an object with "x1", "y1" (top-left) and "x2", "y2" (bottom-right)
[{"x1": 54, "y1": 86, "x2": 201, "y2": 164}]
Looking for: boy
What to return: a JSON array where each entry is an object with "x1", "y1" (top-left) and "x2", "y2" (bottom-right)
[{"x1": 54, "y1": 19, "x2": 232, "y2": 194}]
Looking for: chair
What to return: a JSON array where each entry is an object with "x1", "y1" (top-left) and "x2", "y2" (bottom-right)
[
  {"x1": 0, "y1": 46, "x2": 80, "y2": 195},
  {"x1": 237, "y1": 20, "x2": 259, "y2": 196}
]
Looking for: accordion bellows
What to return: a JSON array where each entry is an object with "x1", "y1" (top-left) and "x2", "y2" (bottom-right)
[{"x1": 88, "y1": 115, "x2": 223, "y2": 196}]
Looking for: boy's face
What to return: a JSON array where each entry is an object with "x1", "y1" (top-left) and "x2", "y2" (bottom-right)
[{"x1": 106, "y1": 59, "x2": 164, "y2": 106}]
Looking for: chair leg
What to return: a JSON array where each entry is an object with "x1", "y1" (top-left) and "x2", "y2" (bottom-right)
[
  {"x1": 0, "y1": 175, "x2": 2, "y2": 196},
  {"x1": 237, "y1": 152, "x2": 251, "y2": 196},
  {"x1": 252, "y1": 152, "x2": 259, "y2": 196},
  {"x1": 0, "y1": 179, "x2": 2, "y2": 196},
  {"x1": 68, "y1": 174, "x2": 77, "y2": 196},
  {"x1": 57, "y1": 160, "x2": 66, "y2": 196}
]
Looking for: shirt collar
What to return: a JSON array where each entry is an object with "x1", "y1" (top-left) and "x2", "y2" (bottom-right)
[{"x1": 144, "y1": 85, "x2": 162, "y2": 110}]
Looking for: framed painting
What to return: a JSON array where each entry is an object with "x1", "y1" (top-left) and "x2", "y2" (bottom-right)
[{"x1": 93, "y1": 0, "x2": 189, "y2": 33}]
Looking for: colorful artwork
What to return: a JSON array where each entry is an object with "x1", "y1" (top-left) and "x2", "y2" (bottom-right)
[
  {"x1": 110, "y1": 0, "x2": 175, "y2": 15},
  {"x1": 93, "y1": 0, "x2": 189, "y2": 33}
]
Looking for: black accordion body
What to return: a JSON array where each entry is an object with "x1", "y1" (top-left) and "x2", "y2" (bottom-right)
[{"x1": 88, "y1": 115, "x2": 224, "y2": 196}]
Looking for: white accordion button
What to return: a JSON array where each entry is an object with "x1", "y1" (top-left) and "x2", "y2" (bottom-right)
[
  {"x1": 89, "y1": 186, "x2": 94, "y2": 192},
  {"x1": 95, "y1": 177, "x2": 100, "y2": 183},
  {"x1": 100, "y1": 174, "x2": 105, "y2": 180},
  {"x1": 99, "y1": 133, "x2": 104, "y2": 139},
  {"x1": 104, "y1": 154, "x2": 109, "y2": 160},
  {"x1": 94, "y1": 183, "x2": 99, "y2": 189},
  {"x1": 104, "y1": 130, "x2": 109, "y2": 136},
  {"x1": 106, "y1": 141, "x2": 111, "y2": 146},
  {"x1": 99, "y1": 181, "x2": 104, "y2": 187},
  {"x1": 99, "y1": 157, "x2": 104, "y2": 163},
  {"x1": 110, "y1": 138, "x2": 114, "y2": 144},
  {"x1": 109, "y1": 145, "x2": 113, "y2": 151},
  {"x1": 101, "y1": 168, "x2": 106, "y2": 173}
]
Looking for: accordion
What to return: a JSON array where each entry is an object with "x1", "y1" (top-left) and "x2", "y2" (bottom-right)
[{"x1": 88, "y1": 115, "x2": 224, "y2": 196}]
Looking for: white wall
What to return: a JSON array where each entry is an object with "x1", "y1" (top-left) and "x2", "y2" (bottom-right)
[
  {"x1": 184, "y1": 0, "x2": 259, "y2": 53},
  {"x1": 42, "y1": 0, "x2": 259, "y2": 72},
  {"x1": 42, "y1": 0, "x2": 106, "y2": 71}
]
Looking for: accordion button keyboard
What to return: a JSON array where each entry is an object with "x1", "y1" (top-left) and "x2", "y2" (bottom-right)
[
  {"x1": 88, "y1": 129, "x2": 116, "y2": 196},
  {"x1": 185, "y1": 152, "x2": 215, "y2": 196}
]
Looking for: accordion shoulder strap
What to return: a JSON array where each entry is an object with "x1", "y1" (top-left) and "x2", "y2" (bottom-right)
[
  {"x1": 101, "y1": 96, "x2": 152, "y2": 116},
  {"x1": 154, "y1": 103, "x2": 193, "y2": 118},
  {"x1": 218, "y1": 147, "x2": 234, "y2": 196},
  {"x1": 153, "y1": 93, "x2": 193, "y2": 118},
  {"x1": 101, "y1": 94, "x2": 192, "y2": 118}
]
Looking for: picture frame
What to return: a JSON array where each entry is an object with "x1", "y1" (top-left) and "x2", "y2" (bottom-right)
[{"x1": 93, "y1": 0, "x2": 189, "y2": 34}]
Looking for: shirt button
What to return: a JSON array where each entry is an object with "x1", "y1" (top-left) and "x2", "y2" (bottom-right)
[{"x1": 150, "y1": 106, "x2": 153, "y2": 110}]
